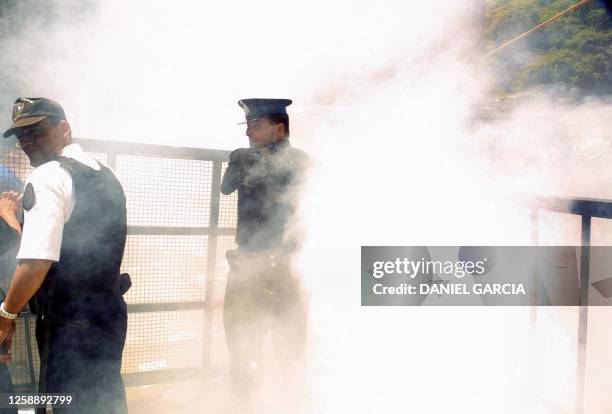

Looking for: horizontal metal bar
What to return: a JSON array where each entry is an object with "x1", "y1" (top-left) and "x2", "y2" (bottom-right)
[
  {"x1": 16, "y1": 369, "x2": 212, "y2": 390},
  {"x1": 18, "y1": 301, "x2": 212, "y2": 317},
  {"x1": 127, "y1": 301, "x2": 207, "y2": 313},
  {"x1": 523, "y1": 196, "x2": 612, "y2": 219},
  {"x1": 122, "y1": 368, "x2": 211, "y2": 386},
  {"x1": 12, "y1": 383, "x2": 36, "y2": 393},
  {"x1": 20, "y1": 302, "x2": 210, "y2": 316},
  {"x1": 75, "y1": 137, "x2": 230, "y2": 162},
  {"x1": 127, "y1": 226, "x2": 236, "y2": 236}
]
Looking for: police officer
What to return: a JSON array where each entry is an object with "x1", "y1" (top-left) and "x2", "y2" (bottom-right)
[
  {"x1": 221, "y1": 98, "x2": 309, "y2": 407},
  {"x1": 0, "y1": 191, "x2": 20, "y2": 414},
  {"x1": 0, "y1": 98, "x2": 129, "y2": 413}
]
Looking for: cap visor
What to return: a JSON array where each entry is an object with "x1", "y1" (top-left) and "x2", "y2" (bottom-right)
[
  {"x1": 236, "y1": 117, "x2": 260, "y2": 125},
  {"x1": 3, "y1": 115, "x2": 47, "y2": 138}
]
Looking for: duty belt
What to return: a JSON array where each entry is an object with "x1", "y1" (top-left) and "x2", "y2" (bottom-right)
[
  {"x1": 29, "y1": 273, "x2": 131, "y2": 317},
  {"x1": 226, "y1": 249, "x2": 301, "y2": 307}
]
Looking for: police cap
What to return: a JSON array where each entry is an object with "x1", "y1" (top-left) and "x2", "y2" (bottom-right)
[
  {"x1": 238, "y1": 98, "x2": 292, "y2": 124},
  {"x1": 3, "y1": 97, "x2": 66, "y2": 138}
]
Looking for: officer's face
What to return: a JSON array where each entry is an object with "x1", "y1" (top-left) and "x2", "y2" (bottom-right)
[
  {"x1": 246, "y1": 117, "x2": 284, "y2": 148},
  {"x1": 15, "y1": 118, "x2": 68, "y2": 167}
]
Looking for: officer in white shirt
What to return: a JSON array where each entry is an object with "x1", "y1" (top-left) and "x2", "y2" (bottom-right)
[{"x1": 0, "y1": 98, "x2": 130, "y2": 413}]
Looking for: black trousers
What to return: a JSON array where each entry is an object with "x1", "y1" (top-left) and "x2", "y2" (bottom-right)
[
  {"x1": 36, "y1": 296, "x2": 128, "y2": 414},
  {"x1": 223, "y1": 251, "x2": 308, "y2": 397}
]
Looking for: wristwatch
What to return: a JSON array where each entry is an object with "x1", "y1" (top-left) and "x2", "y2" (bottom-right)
[{"x1": 0, "y1": 302, "x2": 18, "y2": 320}]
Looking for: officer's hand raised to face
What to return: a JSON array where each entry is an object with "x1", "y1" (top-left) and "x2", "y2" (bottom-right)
[{"x1": 0, "y1": 191, "x2": 21, "y2": 235}]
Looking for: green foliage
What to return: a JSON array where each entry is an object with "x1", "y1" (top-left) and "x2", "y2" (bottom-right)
[{"x1": 485, "y1": 0, "x2": 611, "y2": 98}]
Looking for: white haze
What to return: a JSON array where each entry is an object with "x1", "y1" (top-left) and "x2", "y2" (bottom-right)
[
  {"x1": 2, "y1": 0, "x2": 612, "y2": 413},
  {"x1": 1, "y1": 0, "x2": 476, "y2": 148}
]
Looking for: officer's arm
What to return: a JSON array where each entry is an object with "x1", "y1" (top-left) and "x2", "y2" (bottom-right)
[
  {"x1": 0, "y1": 259, "x2": 51, "y2": 353},
  {"x1": 2, "y1": 259, "x2": 52, "y2": 314},
  {"x1": 221, "y1": 149, "x2": 247, "y2": 195},
  {"x1": 7, "y1": 165, "x2": 71, "y2": 313},
  {"x1": 221, "y1": 164, "x2": 241, "y2": 195}
]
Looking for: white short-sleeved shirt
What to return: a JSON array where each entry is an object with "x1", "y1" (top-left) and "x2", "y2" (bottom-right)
[{"x1": 17, "y1": 143, "x2": 102, "y2": 261}]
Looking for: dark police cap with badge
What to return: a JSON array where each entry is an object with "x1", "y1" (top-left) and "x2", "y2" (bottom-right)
[
  {"x1": 3, "y1": 97, "x2": 66, "y2": 138},
  {"x1": 238, "y1": 98, "x2": 292, "y2": 124}
]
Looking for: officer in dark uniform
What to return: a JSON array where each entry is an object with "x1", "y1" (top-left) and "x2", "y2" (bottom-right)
[
  {"x1": 221, "y1": 98, "x2": 309, "y2": 406},
  {"x1": 0, "y1": 191, "x2": 21, "y2": 414},
  {"x1": 0, "y1": 98, "x2": 130, "y2": 413}
]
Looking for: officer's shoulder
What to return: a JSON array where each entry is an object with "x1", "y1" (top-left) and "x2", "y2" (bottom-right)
[
  {"x1": 229, "y1": 148, "x2": 248, "y2": 160},
  {"x1": 28, "y1": 160, "x2": 63, "y2": 180},
  {"x1": 287, "y1": 146, "x2": 310, "y2": 167},
  {"x1": 26, "y1": 160, "x2": 71, "y2": 188},
  {"x1": 288, "y1": 146, "x2": 309, "y2": 159}
]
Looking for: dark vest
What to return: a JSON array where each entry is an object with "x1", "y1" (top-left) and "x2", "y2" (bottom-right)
[{"x1": 30, "y1": 157, "x2": 127, "y2": 319}]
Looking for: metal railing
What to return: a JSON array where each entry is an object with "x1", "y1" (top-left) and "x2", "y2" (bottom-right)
[
  {"x1": 0, "y1": 137, "x2": 236, "y2": 390},
  {"x1": 528, "y1": 196, "x2": 612, "y2": 414},
  {"x1": 3, "y1": 138, "x2": 609, "y2": 412}
]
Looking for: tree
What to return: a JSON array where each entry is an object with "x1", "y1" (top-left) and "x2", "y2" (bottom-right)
[{"x1": 484, "y1": 0, "x2": 611, "y2": 99}]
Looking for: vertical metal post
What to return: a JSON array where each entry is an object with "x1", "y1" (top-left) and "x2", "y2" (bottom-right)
[
  {"x1": 530, "y1": 208, "x2": 539, "y2": 246},
  {"x1": 22, "y1": 315, "x2": 37, "y2": 390},
  {"x1": 107, "y1": 151, "x2": 117, "y2": 170},
  {"x1": 576, "y1": 215, "x2": 591, "y2": 414},
  {"x1": 202, "y1": 160, "x2": 222, "y2": 371},
  {"x1": 530, "y1": 209, "x2": 539, "y2": 324}
]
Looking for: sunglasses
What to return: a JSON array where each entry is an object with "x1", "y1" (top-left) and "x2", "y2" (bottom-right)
[
  {"x1": 15, "y1": 125, "x2": 49, "y2": 150},
  {"x1": 16, "y1": 124, "x2": 46, "y2": 138}
]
